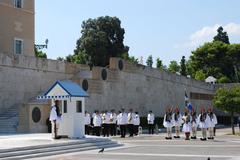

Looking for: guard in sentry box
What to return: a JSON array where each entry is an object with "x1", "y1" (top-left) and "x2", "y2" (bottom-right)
[
  {"x1": 49, "y1": 100, "x2": 61, "y2": 139},
  {"x1": 173, "y1": 107, "x2": 183, "y2": 138}
]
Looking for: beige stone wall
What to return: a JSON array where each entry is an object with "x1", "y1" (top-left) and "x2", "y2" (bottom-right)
[{"x1": 0, "y1": 0, "x2": 35, "y2": 56}]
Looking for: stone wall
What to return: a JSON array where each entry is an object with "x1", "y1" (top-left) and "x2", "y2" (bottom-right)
[
  {"x1": 0, "y1": 53, "x2": 89, "y2": 115},
  {"x1": 83, "y1": 58, "x2": 215, "y2": 117},
  {"x1": 0, "y1": 54, "x2": 218, "y2": 132}
]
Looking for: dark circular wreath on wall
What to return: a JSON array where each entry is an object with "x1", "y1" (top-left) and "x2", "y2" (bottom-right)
[
  {"x1": 118, "y1": 60, "x2": 124, "y2": 70},
  {"x1": 101, "y1": 69, "x2": 107, "y2": 80},
  {"x1": 32, "y1": 107, "x2": 41, "y2": 123},
  {"x1": 82, "y1": 79, "x2": 88, "y2": 91}
]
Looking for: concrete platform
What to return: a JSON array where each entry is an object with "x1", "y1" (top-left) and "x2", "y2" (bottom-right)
[{"x1": 32, "y1": 127, "x2": 240, "y2": 160}]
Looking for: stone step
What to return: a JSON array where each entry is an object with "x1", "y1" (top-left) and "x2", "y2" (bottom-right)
[{"x1": 0, "y1": 139, "x2": 121, "y2": 159}]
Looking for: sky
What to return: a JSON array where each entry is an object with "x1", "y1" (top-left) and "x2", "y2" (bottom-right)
[{"x1": 35, "y1": 0, "x2": 240, "y2": 66}]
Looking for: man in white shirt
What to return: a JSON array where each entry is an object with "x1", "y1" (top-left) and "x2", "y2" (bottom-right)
[
  {"x1": 93, "y1": 110, "x2": 102, "y2": 136},
  {"x1": 119, "y1": 108, "x2": 128, "y2": 138},
  {"x1": 147, "y1": 110, "x2": 155, "y2": 134},
  {"x1": 49, "y1": 100, "x2": 61, "y2": 139},
  {"x1": 102, "y1": 110, "x2": 111, "y2": 137},
  {"x1": 84, "y1": 111, "x2": 91, "y2": 135},
  {"x1": 128, "y1": 108, "x2": 135, "y2": 137},
  {"x1": 133, "y1": 112, "x2": 140, "y2": 135},
  {"x1": 109, "y1": 109, "x2": 117, "y2": 136}
]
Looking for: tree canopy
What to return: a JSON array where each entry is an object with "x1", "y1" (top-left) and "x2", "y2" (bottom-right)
[
  {"x1": 213, "y1": 26, "x2": 230, "y2": 44},
  {"x1": 35, "y1": 48, "x2": 47, "y2": 59},
  {"x1": 146, "y1": 55, "x2": 153, "y2": 67},
  {"x1": 213, "y1": 86, "x2": 240, "y2": 134},
  {"x1": 73, "y1": 16, "x2": 129, "y2": 67},
  {"x1": 168, "y1": 60, "x2": 180, "y2": 73},
  {"x1": 156, "y1": 58, "x2": 163, "y2": 70},
  {"x1": 180, "y1": 56, "x2": 187, "y2": 76}
]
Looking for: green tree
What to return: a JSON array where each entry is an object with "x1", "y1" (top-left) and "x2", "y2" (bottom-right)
[
  {"x1": 146, "y1": 55, "x2": 153, "y2": 67},
  {"x1": 195, "y1": 70, "x2": 206, "y2": 81},
  {"x1": 180, "y1": 56, "x2": 187, "y2": 76},
  {"x1": 213, "y1": 26, "x2": 230, "y2": 44},
  {"x1": 35, "y1": 48, "x2": 47, "y2": 59},
  {"x1": 74, "y1": 16, "x2": 129, "y2": 67},
  {"x1": 57, "y1": 57, "x2": 64, "y2": 61},
  {"x1": 156, "y1": 58, "x2": 163, "y2": 69},
  {"x1": 168, "y1": 61, "x2": 180, "y2": 73},
  {"x1": 213, "y1": 86, "x2": 240, "y2": 134},
  {"x1": 189, "y1": 41, "x2": 235, "y2": 82}
]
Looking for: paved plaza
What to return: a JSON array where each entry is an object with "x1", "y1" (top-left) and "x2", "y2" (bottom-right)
[{"x1": 30, "y1": 127, "x2": 240, "y2": 160}]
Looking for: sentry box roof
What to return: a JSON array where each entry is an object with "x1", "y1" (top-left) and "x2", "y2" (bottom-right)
[{"x1": 37, "y1": 80, "x2": 89, "y2": 100}]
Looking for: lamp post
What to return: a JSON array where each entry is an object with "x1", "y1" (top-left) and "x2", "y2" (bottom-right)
[{"x1": 35, "y1": 39, "x2": 49, "y2": 50}]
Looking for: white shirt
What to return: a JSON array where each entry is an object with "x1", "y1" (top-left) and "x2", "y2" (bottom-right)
[
  {"x1": 133, "y1": 114, "x2": 140, "y2": 125},
  {"x1": 128, "y1": 112, "x2": 135, "y2": 124},
  {"x1": 102, "y1": 112, "x2": 111, "y2": 124},
  {"x1": 110, "y1": 113, "x2": 117, "y2": 124},
  {"x1": 84, "y1": 113, "x2": 91, "y2": 125},
  {"x1": 208, "y1": 113, "x2": 217, "y2": 127},
  {"x1": 118, "y1": 112, "x2": 128, "y2": 125},
  {"x1": 173, "y1": 113, "x2": 183, "y2": 126},
  {"x1": 147, "y1": 113, "x2": 155, "y2": 124},
  {"x1": 49, "y1": 106, "x2": 58, "y2": 121},
  {"x1": 93, "y1": 114, "x2": 102, "y2": 127}
]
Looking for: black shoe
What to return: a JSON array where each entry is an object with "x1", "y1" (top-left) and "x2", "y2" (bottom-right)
[
  {"x1": 185, "y1": 138, "x2": 190, "y2": 140},
  {"x1": 169, "y1": 137, "x2": 172, "y2": 139},
  {"x1": 174, "y1": 136, "x2": 180, "y2": 138},
  {"x1": 165, "y1": 137, "x2": 169, "y2": 139}
]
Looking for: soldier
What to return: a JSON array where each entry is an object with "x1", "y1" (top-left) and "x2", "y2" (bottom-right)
[
  {"x1": 147, "y1": 110, "x2": 155, "y2": 134},
  {"x1": 102, "y1": 110, "x2": 110, "y2": 137},
  {"x1": 208, "y1": 107, "x2": 217, "y2": 139},
  {"x1": 133, "y1": 112, "x2": 140, "y2": 136},
  {"x1": 190, "y1": 108, "x2": 198, "y2": 139},
  {"x1": 118, "y1": 108, "x2": 128, "y2": 138},
  {"x1": 84, "y1": 111, "x2": 91, "y2": 135},
  {"x1": 109, "y1": 109, "x2": 117, "y2": 136},
  {"x1": 49, "y1": 100, "x2": 61, "y2": 139},
  {"x1": 163, "y1": 108, "x2": 173, "y2": 139},
  {"x1": 182, "y1": 108, "x2": 191, "y2": 140},
  {"x1": 128, "y1": 109, "x2": 135, "y2": 137},
  {"x1": 173, "y1": 107, "x2": 182, "y2": 138},
  {"x1": 198, "y1": 108, "x2": 210, "y2": 141},
  {"x1": 93, "y1": 110, "x2": 102, "y2": 136}
]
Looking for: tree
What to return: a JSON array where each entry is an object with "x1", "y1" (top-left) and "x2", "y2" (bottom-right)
[
  {"x1": 180, "y1": 56, "x2": 187, "y2": 76},
  {"x1": 195, "y1": 70, "x2": 206, "y2": 81},
  {"x1": 213, "y1": 86, "x2": 240, "y2": 134},
  {"x1": 156, "y1": 58, "x2": 163, "y2": 69},
  {"x1": 168, "y1": 61, "x2": 180, "y2": 73},
  {"x1": 213, "y1": 26, "x2": 230, "y2": 44},
  {"x1": 189, "y1": 41, "x2": 235, "y2": 82},
  {"x1": 74, "y1": 16, "x2": 129, "y2": 67},
  {"x1": 35, "y1": 48, "x2": 47, "y2": 59},
  {"x1": 146, "y1": 55, "x2": 153, "y2": 67}
]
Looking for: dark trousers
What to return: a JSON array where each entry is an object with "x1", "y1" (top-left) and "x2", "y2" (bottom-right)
[
  {"x1": 102, "y1": 123, "x2": 109, "y2": 137},
  {"x1": 148, "y1": 124, "x2": 154, "y2": 134},
  {"x1": 85, "y1": 125, "x2": 90, "y2": 135},
  {"x1": 110, "y1": 123, "x2": 116, "y2": 136},
  {"x1": 128, "y1": 124, "x2": 134, "y2": 137},
  {"x1": 134, "y1": 125, "x2": 139, "y2": 135},
  {"x1": 120, "y1": 125, "x2": 126, "y2": 138},
  {"x1": 94, "y1": 126, "x2": 101, "y2": 136}
]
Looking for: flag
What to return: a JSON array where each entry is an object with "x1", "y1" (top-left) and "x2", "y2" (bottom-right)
[
  {"x1": 187, "y1": 103, "x2": 193, "y2": 112},
  {"x1": 184, "y1": 90, "x2": 189, "y2": 101}
]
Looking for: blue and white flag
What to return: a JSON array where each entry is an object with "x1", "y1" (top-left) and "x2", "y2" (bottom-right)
[{"x1": 187, "y1": 103, "x2": 193, "y2": 112}]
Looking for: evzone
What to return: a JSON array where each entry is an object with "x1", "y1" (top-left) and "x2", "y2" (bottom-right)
[{"x1": 163, "y1": 106, "x2": 217, "y2": 140}]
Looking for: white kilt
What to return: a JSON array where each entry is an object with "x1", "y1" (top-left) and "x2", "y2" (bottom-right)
[
  {"x1": 163, "y1": 121, "x2": 173, "y2": 128},
  {"x1": 182, "y1": 123, "x2": 192, "y2": 132}
]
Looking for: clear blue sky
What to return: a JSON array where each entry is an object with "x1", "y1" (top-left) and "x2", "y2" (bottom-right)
[{"x1": 35, "y1": 0, "x2": 240, "y2": 66}]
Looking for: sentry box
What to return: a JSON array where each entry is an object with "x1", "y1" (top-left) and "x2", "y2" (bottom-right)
[{"x1": 37, "y1": 80, "x2": 89, "y2": 138}]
